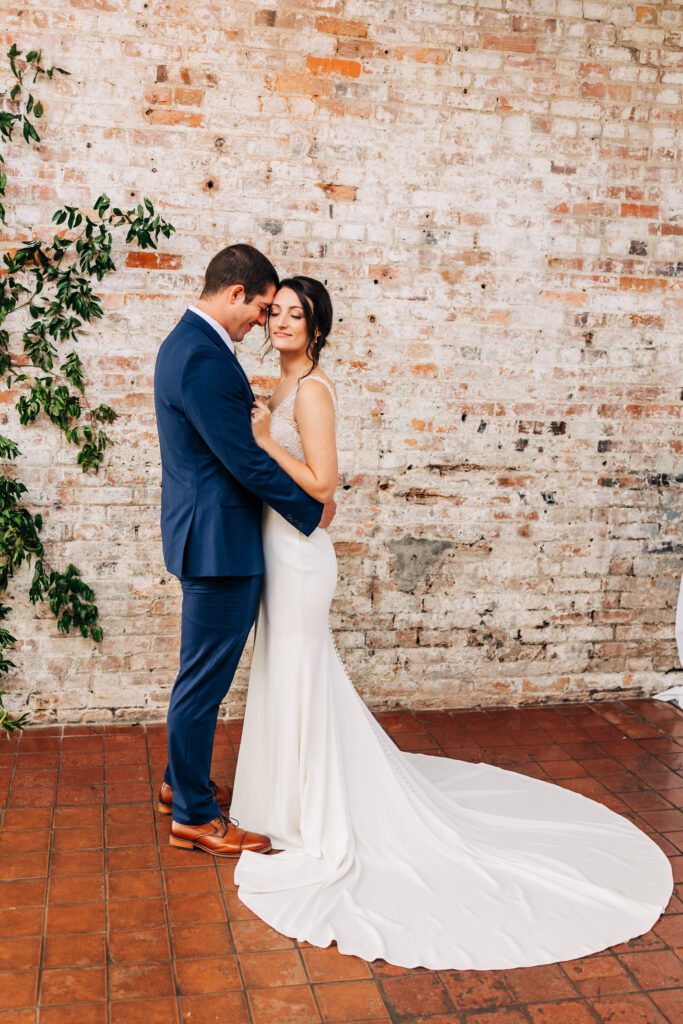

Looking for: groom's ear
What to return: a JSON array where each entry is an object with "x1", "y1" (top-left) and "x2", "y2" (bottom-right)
[{"x1": 224, "y1": 284, "x2": 246, "y2": 305}]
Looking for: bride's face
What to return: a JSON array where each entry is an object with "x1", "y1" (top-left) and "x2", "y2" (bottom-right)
[{"x1": 268, "y1": 287, "x2": 312, "y2": 357}]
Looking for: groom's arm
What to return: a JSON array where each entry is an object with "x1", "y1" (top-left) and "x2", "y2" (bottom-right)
[{"x1": 181, "y1": 346, "x2": 323, "y2": 536}]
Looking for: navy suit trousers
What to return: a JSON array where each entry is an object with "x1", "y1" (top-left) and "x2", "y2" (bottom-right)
[{"x1": 163, "y1": 574, "x2": 262, "y2": 824}]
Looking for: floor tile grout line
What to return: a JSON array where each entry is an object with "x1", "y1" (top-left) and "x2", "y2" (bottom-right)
[
  {"x1": 458, "y1": 995, "x2": 596, "y2": 1023},
  {"x1": 385, "y1": 971, "x2": 632, "y2": 1023},
  {"x1": 652, "y1": 988, "x2": 679, "y2": 1024},
  {"x1": 421, "y1": 704, "x2": 683, "y2": 769},
  {"x1": 17, "y1": 696, "x2": 683, "y2": 736},
  {"x1": 587, "y1": 990, "x2": 677, "y2": 1024},
  {"x1": 0, "y1": 742, "x2": 11, "y2": 840},
  {"x1": 299, "y1": 940, "x2": 326, "y2": 1024},
  {"x1": 555, "y1": 951, "x2": 626, "y2": 1021},
  {"x1": 21, "y1": 981, "x2": 680, "y2": 1014},
  {"x1": 645, "y1": 988, "x2": 680, "y2": 1024},
  {"x1": 609, "y1": 948, "x2": 682, "y2": 1024},
  {"x1": 209, "y1": 827, "x2": 255, "y2": 1024},
  {"x1": 2, "y1": 726, "x2": 21, "y2": 815},
  {"x1": 372, "y1": 968, "x2": 465, "y2": 1024},
  {"x1": 33, "y1": 728, "x2": 60, "y2": 1022},
  {"x1": 90, "y1": 730, "x2": 108, "y2": 1024},
  {"x1": 222, "y1": 738, "x2": 268, "y2": 1023},
  {"x1": 144, "y1": 723, "x2": 181, "y2": 1024},
  {"x1": 144, "y1": 728, "x2": 254, "y2": 1023}
]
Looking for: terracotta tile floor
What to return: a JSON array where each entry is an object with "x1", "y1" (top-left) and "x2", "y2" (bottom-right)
[{"x1": 0, "y1": 697, "x2": 682, "y2": 1023}]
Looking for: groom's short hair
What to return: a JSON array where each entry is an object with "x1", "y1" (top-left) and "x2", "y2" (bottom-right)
[{"x1": 201, "y1": 244, "x2": 279, "y2": 302}]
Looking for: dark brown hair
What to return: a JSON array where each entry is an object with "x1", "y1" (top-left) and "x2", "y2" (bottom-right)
[
  {"x1": 201, "y1": 243, "x2": 279, "y2": 302},
  {"x1": 264, "y1": 276, "x2": 333, "y2": 377}
]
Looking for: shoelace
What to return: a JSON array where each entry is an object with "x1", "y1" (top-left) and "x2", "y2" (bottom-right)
[{"x1": 218, "y1": 811, "x2": 240, "y2": 830}]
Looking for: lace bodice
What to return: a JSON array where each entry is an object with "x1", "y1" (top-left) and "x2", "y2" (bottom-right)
[{"x1": 270, "y1": 375, "x2": 337, "y2": 460}]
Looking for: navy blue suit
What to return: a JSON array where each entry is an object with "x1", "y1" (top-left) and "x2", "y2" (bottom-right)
[{"x1": 154, "y1": 310, "x2": 323, "y2": 823}]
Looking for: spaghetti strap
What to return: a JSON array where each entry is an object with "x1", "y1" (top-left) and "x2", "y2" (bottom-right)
[{"x1": 297, "y1": 375, "x2": 337, "y2": 407}]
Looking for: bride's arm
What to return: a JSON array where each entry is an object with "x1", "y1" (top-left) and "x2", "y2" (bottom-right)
[{"x1": 250, "y1": 386, "x2": 338, "y2": 503}]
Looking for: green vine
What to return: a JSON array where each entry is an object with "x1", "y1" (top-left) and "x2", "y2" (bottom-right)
[{"x1": 0, "y1": 44, "x2": 175, "y2": 737}]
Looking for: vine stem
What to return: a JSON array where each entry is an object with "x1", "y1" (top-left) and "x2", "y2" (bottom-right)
[{"x1": 0, "y1": 42, "x2": 174, "y2": 733}]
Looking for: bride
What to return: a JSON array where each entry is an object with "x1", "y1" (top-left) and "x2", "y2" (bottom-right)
[{"x1": 230, "y1": 275, "x2": 673, "y2": 971}]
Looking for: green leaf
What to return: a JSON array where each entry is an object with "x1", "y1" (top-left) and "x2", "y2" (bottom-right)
[
  {"x1": 60, "y1": 352, "x2": 85, "y2": 392},
  {"x1": 0, "y1": 435, "x2": 21, "y2": 459},
  {"x1": 91, "y1": 404, "x2": 116, "y2": 424},
  {"x1": 0, "y1": 690, "x2": 29, "y2": 738},
  {"x1": 94, "y1": 193, "x2": 110, "y2": 216},
  {"x1": 22, "y1": 118, "x2": 40, "y2": 144}
]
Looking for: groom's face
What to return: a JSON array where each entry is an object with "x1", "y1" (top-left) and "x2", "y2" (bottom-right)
[{"x1": 226, "y1": 283, "x2": 277, "y2": 343}]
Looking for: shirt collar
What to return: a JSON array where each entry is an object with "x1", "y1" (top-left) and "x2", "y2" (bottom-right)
[{"x1": 187, "y1": 305, "x2": 235, "y2": 354}]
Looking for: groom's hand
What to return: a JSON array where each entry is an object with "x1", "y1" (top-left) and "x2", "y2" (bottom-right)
[{"x1": 319, "y1": 497, "x2": 337, "y2": 530}]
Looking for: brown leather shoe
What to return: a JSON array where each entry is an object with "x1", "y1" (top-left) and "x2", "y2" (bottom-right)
[
  {"x1": 157, "y1": 779, "x2": 232, "y2": 816},
  {"x1": 169, "y1": 813, "x2": 271, "y2": 857}
]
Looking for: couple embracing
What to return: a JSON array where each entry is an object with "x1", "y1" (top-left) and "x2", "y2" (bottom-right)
[{"x1": 153, "y1": 243, "x2": 672, "y2": 970}]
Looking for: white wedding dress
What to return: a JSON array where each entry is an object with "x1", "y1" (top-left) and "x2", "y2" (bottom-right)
[{"x1": 231, "y1": 376, "x2": 673, "y2": 971}]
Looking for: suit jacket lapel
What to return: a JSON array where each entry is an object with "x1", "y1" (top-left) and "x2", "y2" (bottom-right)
[
  {"x1": 181, "y1": 310, "x2": 254, "y2": 399},
  {"x1": 224, "y1": 346, "x2": 254, "y2": 398}
]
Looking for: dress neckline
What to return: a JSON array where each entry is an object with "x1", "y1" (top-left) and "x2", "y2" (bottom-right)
[
  {"x1": 270, "y1": 375, "x2": 336, "y2": 417},
  {"x1": 269, "y1": 384, "x2": 299, "y2": 417}
]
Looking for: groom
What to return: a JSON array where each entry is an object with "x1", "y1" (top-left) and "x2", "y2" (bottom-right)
[{"x1": 154, "y1": 243, "x2": 332, "y2": 857}]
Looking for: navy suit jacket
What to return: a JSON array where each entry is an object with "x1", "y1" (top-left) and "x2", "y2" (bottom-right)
[{"x1": 154, "y1": 309, "x2": 323, "y2": 577}]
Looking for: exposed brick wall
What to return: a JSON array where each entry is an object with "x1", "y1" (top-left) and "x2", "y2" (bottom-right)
[{"x1": 1, "y1": 0, "x2": 681, "y2": 724}]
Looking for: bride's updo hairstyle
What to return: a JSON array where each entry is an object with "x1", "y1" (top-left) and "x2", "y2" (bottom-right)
[{"x1": 265, "y1": 275, "x2": 333, "y2": 377}]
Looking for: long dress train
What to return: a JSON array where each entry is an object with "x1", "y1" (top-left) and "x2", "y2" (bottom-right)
[{"x1": 230, "y1": 376, "x2": 673, "y2": 971}]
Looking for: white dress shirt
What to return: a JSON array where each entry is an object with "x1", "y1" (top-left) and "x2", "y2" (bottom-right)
[{"x1": 187, "y1": 305, "x2": 235, "y2": 354}]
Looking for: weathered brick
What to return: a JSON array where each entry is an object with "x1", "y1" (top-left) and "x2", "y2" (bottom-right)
[
  {"x1": 172, "y1": 87, "x2": 204, "y2": 107},
  {"x1": 144, "y1": 86, "x2": 172, "y2": 105},
  {"x1": 316, "y1": 16, "x2": 368, "y2": 39},
  {"x1": 143, "y1": 109, "x2": 203, "y2": 127},
  {"x1": 306, "y1": 56, "x2": 362, "y2": 79},
  {"x1": 619, "y1": 276, "x2": 669, "y2": 291},
  {"x1": 635, "y1": 5, "x2": 658, "y2": 25},
  {"x1": 125, "y1": 254, "x2": 182, "y2": 270},
  {"x1": 581, "y1": 82, "x2": 632, "y2": 102},
  {"x1": 274, "y1": 73, "x2": 332, "y2": 98},
  {"x1": 620, "y1": 203, "x2": 660, "y2": 218},
  {"x1": 316, "y1": 183, "x2": 357, "y2": 202},
  {"x1": 393, "y1": 46, "x2": 449, "y2": 64},
  {"x1": 482, "y1": 34, "x2": 537, "y2": 53}
]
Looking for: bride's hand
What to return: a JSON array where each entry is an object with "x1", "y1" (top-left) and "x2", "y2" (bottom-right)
[{"x1": 250, "y1": 399, "x2": 272, "y2": 447}]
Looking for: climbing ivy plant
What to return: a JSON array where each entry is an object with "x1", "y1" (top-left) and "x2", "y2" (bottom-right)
[{"x1": 0, "y1": 44, "x2": 175, "y2": 737}]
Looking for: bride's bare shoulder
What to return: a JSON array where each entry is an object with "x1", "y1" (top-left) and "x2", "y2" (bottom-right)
[{"x1": 298, "y1": 370, "x2": 336, "y2": 399}]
